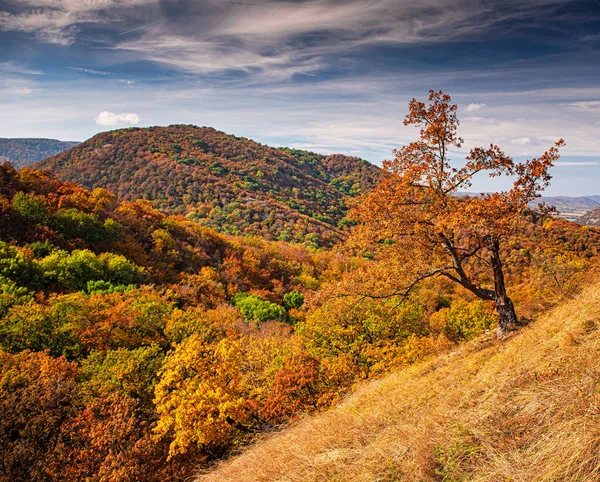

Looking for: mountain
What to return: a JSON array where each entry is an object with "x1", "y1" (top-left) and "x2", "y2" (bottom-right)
[
  {"x1": 36, "y1": 125, "x2": 380, "y2": 246},
  {"x1": 538, "y1": 195, "x2": 599, "y2": 210},
  {"x1": 0, "y1": 138, "x2": 79, "y2": 168},
  {"x1": 537, "y1": 195, "x2": 599, "y2": 221},
  {"x1": 198, "y1": 280, "x2": 600, "y2": 482}
]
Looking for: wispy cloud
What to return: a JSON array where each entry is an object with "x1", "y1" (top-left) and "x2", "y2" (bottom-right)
[
  {"x1": 0, "y1": 0, "x2": 154, "y2": 45},
  {"x1": 71, "y1": 67, "x2": 113, "y2": 76},
  {"x1": 463, "y1": 116, "x2": 498, "y2": 125},
  {"x1": 567, "y1": 100, "x2": 600, "y2": 111},
  {"x1": 113, "y1": 0, "x2": 576, "y2": 80},
  {"x1": 0, "y1": 61, "x2": 44, "y2": 75},
  {"x1": 0, "y1": 0, "x2": 585, "y2": 82},
  {"x1": 554, "y1": 161, "x2": 600, "y2": 166}
]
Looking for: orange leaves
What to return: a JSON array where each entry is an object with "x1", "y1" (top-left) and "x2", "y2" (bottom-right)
[
  {"x1": 0, "y1": 350, "x2": 79, "y2": 480},
  {"x1": 349, "y1": 90, "x2": 564, "y2": 333},
  {"x1": 261, "y1": 352, "x2": 321, "y2": 423}
]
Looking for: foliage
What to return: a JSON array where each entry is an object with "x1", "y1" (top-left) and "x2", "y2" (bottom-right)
[
  {"x1": 12, "y1": 191, "x2": 48, "y2": 224},
  {"x1": 283, "y1": 289, "x2": 305, "y2": 309},
  {"x1": 299, "y1": 296, "x2": 427, "y2": 379},
  {"x1": 350, "y1": 90, "x2": 564, "y2": 335},
  {"x1": 430, "y1": 299, "x2": 496, "y2": 342},
  {"x1": 154, "y1": 336, "x2": 253, "y2": 458},
  {"x1": 233, "y1": 293, "x2": 288, "y2": 322},
  {"x1": 0, "y1": 350, "x2": 79, "y2": 481}
]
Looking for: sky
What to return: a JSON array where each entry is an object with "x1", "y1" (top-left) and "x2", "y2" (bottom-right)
[{"x1": 1, "y1": 0, "x2": 600, "y2": 195}]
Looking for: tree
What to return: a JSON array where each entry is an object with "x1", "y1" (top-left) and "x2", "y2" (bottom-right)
[
  {"x1": 350, "y1": 90, "x2": 564, "y2": 336},
  {"x1": 0, "y1": 350, "x2": 79, "y2": 481},
  {"x1": 153, "y1": 336, "x2": 254, "y2": 458}
]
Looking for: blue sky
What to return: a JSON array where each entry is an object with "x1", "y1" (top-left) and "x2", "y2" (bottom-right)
[{"x1": 1, "y1": 0, "x2": 600, "y2": 195}]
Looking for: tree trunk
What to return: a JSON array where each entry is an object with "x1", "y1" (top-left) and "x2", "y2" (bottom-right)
[{"x1": 490, "y1": 237, "x2": 518, "y2": 336}]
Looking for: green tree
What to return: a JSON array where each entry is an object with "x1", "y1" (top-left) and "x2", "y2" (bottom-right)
[
  {"x1": 233, "y1": 293, "x2": 287, "y2": 322},
  {"x1": 11, "y1": 191, "x2": 47, "y2": 224}
]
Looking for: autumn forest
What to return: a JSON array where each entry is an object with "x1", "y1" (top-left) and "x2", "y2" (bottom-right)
[{"x1": 1, "y1": 92, "x2": 599, "y2": 481}]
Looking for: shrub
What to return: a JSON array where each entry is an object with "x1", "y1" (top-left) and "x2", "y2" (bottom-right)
[
  {"x1": 233, "y1": 293, "x2": 288, "y2": 322},
  {"x1": 430, "y1": 299, "x2": 496, "y2": 342}
]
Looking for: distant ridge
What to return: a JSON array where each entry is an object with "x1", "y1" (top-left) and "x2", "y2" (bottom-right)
[
  {"x1": 36, "y1": 125, "x2": 380, "y2": 246},
  {"x1": 0, "y1": 138, "x2": 79, "y2": 168},
  {"x1": 458, "y1": 192, "x2": 600, "y2": 222}
]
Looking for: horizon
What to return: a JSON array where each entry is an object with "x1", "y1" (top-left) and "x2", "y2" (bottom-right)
[{"x1": 1, "y1": 0, "x2": 599, "y2": 195}]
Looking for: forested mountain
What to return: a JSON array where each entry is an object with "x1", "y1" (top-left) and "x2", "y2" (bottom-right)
[
  {"x1": 36, "y1": 126, "x2": 380, "y2": 246},
  {"x1": 0, "y1": 138, "x2": 79, "y2": 168}
]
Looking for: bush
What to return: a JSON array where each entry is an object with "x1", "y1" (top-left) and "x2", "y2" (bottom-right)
[
  {"x1": 0, "y1": 241, "x2": 42, "y2": 289},
  {"x1": 430, "y1": 299, "x2": 496, "y2": 342},
  {"x1": 283, "y1": 290, "x2": 304, "y2": 310},
  {"x1": 37, "y1": 249, "x2": 145, "y2": 291},
  {"x1": 84, "y1": 280, "x2": 136, "y2": 295},
  {"x1": 233, "y1": 293, "x2": 288, "y2": 322},
  {"x1": 0, "y1": 275, "x2": 33, "y2": 317}
]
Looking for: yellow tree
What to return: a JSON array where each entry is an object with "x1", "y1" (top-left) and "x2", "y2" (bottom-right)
[{"x1": 351, "y1": 90, "x2": 564, "y2": 336}]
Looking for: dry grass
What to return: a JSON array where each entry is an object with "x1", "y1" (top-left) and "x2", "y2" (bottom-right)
[{"x1": 198, "y1": 283, "x2": 600, "y2": 481}]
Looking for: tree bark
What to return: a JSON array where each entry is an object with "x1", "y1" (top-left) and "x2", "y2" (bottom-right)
[{"x1": 490, "y1": 237, "x2": 518, "y2": 336}]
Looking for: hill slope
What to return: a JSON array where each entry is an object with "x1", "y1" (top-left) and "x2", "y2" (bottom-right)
[
  {"x1": 0, "y1": 138, "x2": 79, "y2": 168},
  {"x1": 579, "y1": 206, "x2": 600, "y2": 226},
  {"x1": 198, "y1": 281, "x2": 600, "y2": 482},
  {"x1": 36, "y1": 126, "x2": 380, "y2": 245}
]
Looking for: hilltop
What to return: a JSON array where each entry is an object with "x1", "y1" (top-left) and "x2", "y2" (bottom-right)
[
  {"x1": 198, "y1": 279, "x2": 600, "y2": 481},
  {"x1": 0, "y1": 138, "x2": 78, "y2": 168},
  {"x1": 36, "y1": 126, "x2": 380, "y2": 246}
]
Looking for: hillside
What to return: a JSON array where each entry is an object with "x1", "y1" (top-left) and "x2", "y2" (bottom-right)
[
  {"x1": 198, "y1": 280, "x2": 600, "y2": 482},
  {"x1": 0, "y1": 138, "x2": 79, "y2": 168},
  {"x1": 579, "y1": 206, "x2": 600, "y2": 226},
  {"x1": 36, "y1": 126, "x2": 380, "y2": 246}
]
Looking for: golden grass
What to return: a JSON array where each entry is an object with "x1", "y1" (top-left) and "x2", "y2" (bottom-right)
[{"x1": 198, "y1": 283, "x2": 600, "y2": 481}]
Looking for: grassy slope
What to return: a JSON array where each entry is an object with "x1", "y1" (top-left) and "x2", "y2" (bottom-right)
[{"x1": 198, "y1": 282, "x2": 600, "y2": 481}]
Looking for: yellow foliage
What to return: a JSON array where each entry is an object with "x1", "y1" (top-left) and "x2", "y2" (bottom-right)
[{"x1": 154, "y1": 337, "x2": 253, "y2": 458}]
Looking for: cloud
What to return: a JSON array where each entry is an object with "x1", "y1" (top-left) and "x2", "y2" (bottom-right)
[
  {"x1": 13, "y1": 88, "x2": 33, "y2": 95},
  {"x1": 0, "y1": 61, "x2": 44, "y2": 75},
  {"x1": 95, "y1": 111, "x2": 140, "y2": 126},
  {"x1": 567, "y1": 101, "x2": 600, "y2": 111},
  {"x1": 554, "y1": 161, "x2": 600, "y2": 166},
  {"x1": 71, "y1": 67, "x2": 112, "y2": 76},
  {"x1": 463, "y1": 116, "x2": 498, "y2": 125},
  {"x1": 511, "y1": 137, "x2": 531, "y2": 145},
  {"x1": 465, "y1": 103, "x2": 486, "y2": 112},
  {"x1": 0, "y1": 0, "x2": 578, "y2": 80},
  {"x1": 0, "y1": 0, "x2": 154, "y2": 45}
]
